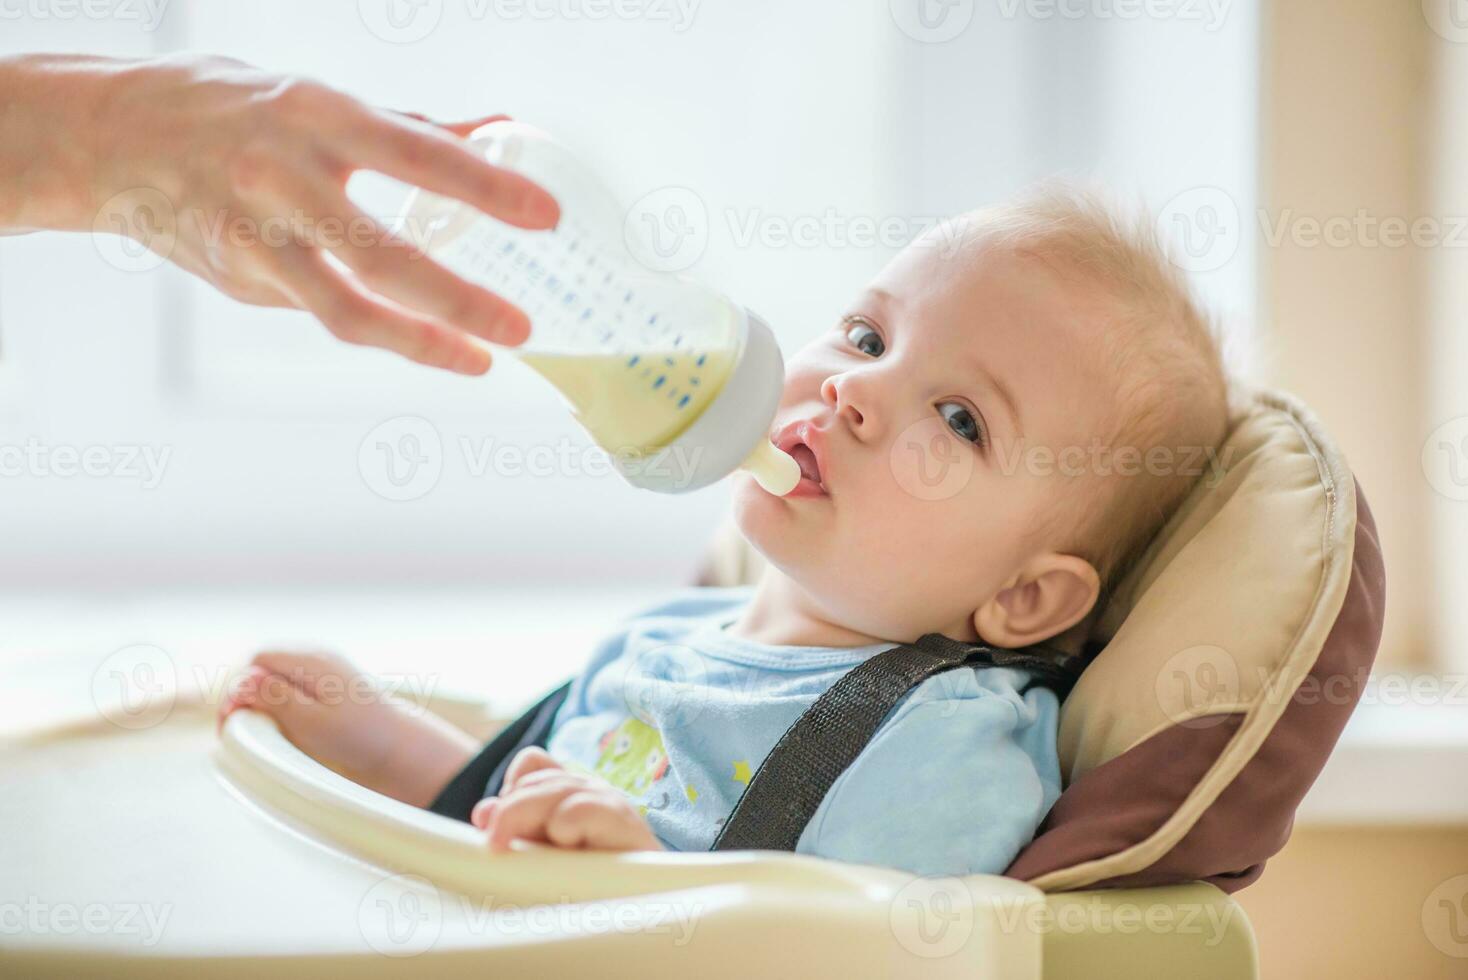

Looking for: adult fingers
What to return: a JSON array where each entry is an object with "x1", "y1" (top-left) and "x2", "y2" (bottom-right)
[
  {"x1": 263, "y1": 241, "x2": 493, "y2": 374},
  {"x1": 308, "y1": 190, "x2": 531, "y2": 347},
  {"x1": 245, "y1": 165, "x2": 531, "y2": 348},
  {"x1": 392, "y1": 110, "x2": 511, "y2": 138},
  {"x1": 440, "y1": 113, "x2": 511, "y2": 138},
  {"x1": 338, "y1": 106, "x2": 559, "y2": 230}
]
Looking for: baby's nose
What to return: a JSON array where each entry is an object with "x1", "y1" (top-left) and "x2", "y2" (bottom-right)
[{"x1": 821, "y1": 374, "x2": 874, "y2": 437}]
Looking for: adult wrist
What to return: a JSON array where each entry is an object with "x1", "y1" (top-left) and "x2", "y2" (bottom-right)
[{"x1": 0, "y1": 54, "x2": 160, "y2": 234}]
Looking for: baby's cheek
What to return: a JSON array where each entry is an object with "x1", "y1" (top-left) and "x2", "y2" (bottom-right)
[
  {"x1": 777, "y1": 358, "x2": 830, "y2": 409},
  {"x1": 729, "y1": 475, "x2": 775, "y2": 537},
  {"x1": 885, "y1": 417, "x2": 977, "y2": 504}
]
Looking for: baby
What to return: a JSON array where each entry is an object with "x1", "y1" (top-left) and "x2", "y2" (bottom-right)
[{"x1": 219, "y1": 185, "x2": 1229, "y2": 877}]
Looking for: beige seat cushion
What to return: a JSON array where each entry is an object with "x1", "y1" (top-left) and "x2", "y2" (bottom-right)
[{"x1": 1006, "y1": 388, "x2": 1384, "y2": 892}]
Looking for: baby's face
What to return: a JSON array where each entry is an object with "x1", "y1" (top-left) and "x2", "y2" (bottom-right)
[{"x1": 733, "y1": 236, "x2": 1118, "y2": 644}]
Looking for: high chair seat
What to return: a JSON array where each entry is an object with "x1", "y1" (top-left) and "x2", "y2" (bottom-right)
[
  {"x1": 1008, "y1": 387, "x2": 1385, "y2": 894},
  {"x1": 2, "y1": 388, "x2": 1383, "y2": 980}
]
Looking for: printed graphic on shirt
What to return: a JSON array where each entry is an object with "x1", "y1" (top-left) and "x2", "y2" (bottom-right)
[{"x1": 594, "y1": 717, "x2": 670, "y2": 799}]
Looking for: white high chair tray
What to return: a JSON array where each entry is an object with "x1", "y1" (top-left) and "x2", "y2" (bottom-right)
[{"x1": 3, "y1": 674, "x2": 1049, "y2": 979}]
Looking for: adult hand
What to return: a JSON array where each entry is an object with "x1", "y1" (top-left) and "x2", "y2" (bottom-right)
[{"x1": 0, "y1": 53, "x2": 560, "y2": 374}]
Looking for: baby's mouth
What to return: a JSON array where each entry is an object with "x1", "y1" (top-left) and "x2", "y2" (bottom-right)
[
  {"x1": 781, "y1": 440, "x2": 829, "y2": 498},
  {"x1": 790, "y1": 443, "x2": 822, "y2": 487},
  {"x1": 771, "y1": 419, "x2": 831, "y2": 497}
]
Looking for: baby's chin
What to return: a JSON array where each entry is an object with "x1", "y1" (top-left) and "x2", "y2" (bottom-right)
[
  {"x1": 725, "y1": 502, "x2": 932, "y2": 642},
  {"x1": 730, "y1": 475, "x2": 820, "y2": 567}
]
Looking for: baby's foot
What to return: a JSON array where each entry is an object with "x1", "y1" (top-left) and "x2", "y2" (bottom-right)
[{"x1": 218, "y1": 650, "x2": 478, "y2": 807}]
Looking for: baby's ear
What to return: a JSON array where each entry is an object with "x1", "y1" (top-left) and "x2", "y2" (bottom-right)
[{"x1": 972, "y1": 555, "x2": 1100, "y2": 649}]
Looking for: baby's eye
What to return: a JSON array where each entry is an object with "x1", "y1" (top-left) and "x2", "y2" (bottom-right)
[
  {"x1": 938, "y1": 401, "x2": 986, "y2": 447},
  {"x1": 844, "y1": 320, "x2": 885, "y2": 357}
]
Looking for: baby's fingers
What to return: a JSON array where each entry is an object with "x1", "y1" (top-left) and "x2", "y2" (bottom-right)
[
  {"x1": 543, "y1": 791, "x2": 651, "y2": 851},
  {"x1": 217, "y1": 665, "x2": 270, "y2": 733},
  {"x1": 238, "y1": 669, "x2": 338, "y2": 747},
  {"x1": 470, "y1": 796, "x2": 499, "y2": 830},
  {"x1": 484, "y1": 779, "x2": 581, "y2": 852},
  {"x1": 501, "y1": 746, "x2": 563, "y2": 794},
  {"x1": 250, "y1": 650, "x2": 357, "y2": 699}
]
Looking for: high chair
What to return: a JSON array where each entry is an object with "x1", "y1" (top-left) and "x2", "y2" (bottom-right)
[{"x1": 1, "y1": 389, "x2": 1385, "y2": 979}]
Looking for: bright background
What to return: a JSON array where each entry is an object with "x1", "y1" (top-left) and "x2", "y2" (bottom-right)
[
  {"x1": 0, "y1": 0, "x2": 1259, "y2": 589},
  {"x1": 4, "y1": 5, "x2": 1468, "y2": 977}
]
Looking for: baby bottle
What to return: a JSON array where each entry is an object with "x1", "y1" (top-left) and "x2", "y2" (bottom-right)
[{"x1": 396, "y1": 121, "x2": 799, "y2": 496}]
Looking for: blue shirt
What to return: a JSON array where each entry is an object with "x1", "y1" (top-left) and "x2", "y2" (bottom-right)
[{"x1": 546, "y1": 586, "x2": 1062, "y2": 877}]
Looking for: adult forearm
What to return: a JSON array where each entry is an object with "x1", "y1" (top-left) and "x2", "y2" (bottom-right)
[{"x1": 0, "y1": 53, "x2": 131, "y2": 233}]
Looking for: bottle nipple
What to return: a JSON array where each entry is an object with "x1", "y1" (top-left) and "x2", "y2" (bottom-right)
[{"x1": 738, "y1": 440, "x2": 800, "y2": 496}]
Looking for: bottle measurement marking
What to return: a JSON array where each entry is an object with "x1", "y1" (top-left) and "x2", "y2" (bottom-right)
[{"x1": 440, "y1": 215, "x2": 719, "y2": 408}]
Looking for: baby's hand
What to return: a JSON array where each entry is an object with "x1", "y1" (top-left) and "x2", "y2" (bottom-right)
[
  {"x1": 215, "y1": 651, "x2": 400, "y2": 783},
  {"x1": 215, "y1": 649, "x2": 478, "y2": 808},
  {"x1": 472, "y1": 747, "x2": 664, "y2": 854}
]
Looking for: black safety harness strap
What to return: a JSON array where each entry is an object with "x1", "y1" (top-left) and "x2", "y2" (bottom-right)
[
  {"x1": 427, "y1": 635, "x2": 1081, "y2": 852},
  {"x1": 426, "y1": 680, "x2": 573, "y2": 823},
  {"x1": 709, "y1": 633, "x2": 1080, "y2": 852}
]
